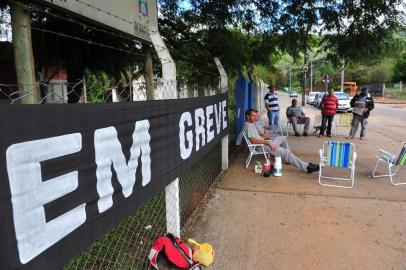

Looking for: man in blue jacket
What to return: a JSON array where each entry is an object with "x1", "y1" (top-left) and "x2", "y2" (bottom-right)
[{"x1": 347, "y1": 87, "x2": 374, "y2": 140}]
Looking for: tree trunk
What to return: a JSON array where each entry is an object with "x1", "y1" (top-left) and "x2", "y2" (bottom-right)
[
  {"x1": 11, "y1": 3, "x2": 40, "y2": 104},
  {"x1": 143, "y1": 45, "x2": 154, "y2": 100}
]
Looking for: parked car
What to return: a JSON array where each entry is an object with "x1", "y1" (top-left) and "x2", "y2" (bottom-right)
[
  {"x1": 314, "y1": 92, "x2": 326, "y2": 108},
  {"x1": 335, "y1": 92, "x2": 352, "y2": 112},
  {"x1": 289, "y1": 91, "x2": 298, "y2": 98},
  {"x1": 306, "y1": 92, "x2": 320, "y2": 105}
]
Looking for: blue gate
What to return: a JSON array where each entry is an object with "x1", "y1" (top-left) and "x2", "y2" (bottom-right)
[{"x1": 235, "y1": 72, "x2": 254, "y2": 136}]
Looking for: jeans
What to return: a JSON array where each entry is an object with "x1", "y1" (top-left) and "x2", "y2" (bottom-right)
[
  {"x1": 320, "y1": 115, "x2": 334, "y2": 136},
  {"x1": 349, "y1": 114, "x2": 368, "y2": 138},
  {"x1": 267, "y1": 110, "x2": 280, "y2": 129}
]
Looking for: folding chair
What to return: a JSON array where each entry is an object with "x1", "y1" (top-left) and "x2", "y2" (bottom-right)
[
  {"x1": 371, "y1": 142, "x2": 406, "y2": 185},
  {"x1": 242, "y1": 133, "x2": 270, "y2": 168},
  {"x1": 275, "y1": 120, "x2": 289, "y2": 137},
  {"x1": 286, "y1": 118, "x2": 305, "y2": 134},
  {"x1": 319, "y1": 141, "x2": 357, "y2": 188},
  {"x1": 334, "y1": 113, "x2": 353, "y2": 136}
]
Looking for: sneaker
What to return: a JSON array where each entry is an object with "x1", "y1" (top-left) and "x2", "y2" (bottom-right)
[
  {"x1": 327, "y1": 134, "x2": 332, "y2": 137},
  {"x1": 295, "y1": 132, "x2": 301, "y2": 137},
  {"x1": 307, "y1": 163, "x2": 320, "y2": 173},
  {"x1": 303, "y1": 132, "x2": 308, "y2": 137}
]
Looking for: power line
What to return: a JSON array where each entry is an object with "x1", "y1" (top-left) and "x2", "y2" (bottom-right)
[
  {"x1": 3, "y1": 1, "x2": 221, "y2": 77},
  {"x1": 1, "y1": 19, "x2": 144, "y2": 57},
  {"x1": 9, "y1": 0, "x2": 141, "y2": 45}
]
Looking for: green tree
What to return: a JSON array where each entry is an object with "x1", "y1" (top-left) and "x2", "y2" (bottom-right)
[{"x1": 393, "y1": 53, "x2": 406, "y2": 81}]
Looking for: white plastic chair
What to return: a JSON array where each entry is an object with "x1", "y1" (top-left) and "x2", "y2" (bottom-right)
[
  {"x1": 269, "y1": 120, "x2": 288, "y2": 137},
  {"x1": 319, "y1": 141, "x2": 357, "y2": 188},
  {"x1": 242, "y1": 133, "x2": 270, "y2": 168},
  {"x1": 371, "y1": 142, "x2": 406, "y2": 185}
]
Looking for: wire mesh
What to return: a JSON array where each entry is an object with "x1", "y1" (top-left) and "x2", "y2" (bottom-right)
[
  {"x1": 382, "y1": 82, "x2": 406, "y2": 99},
  {"x1": 1, "y1": 72, "x2": 233, "y2": 269}
]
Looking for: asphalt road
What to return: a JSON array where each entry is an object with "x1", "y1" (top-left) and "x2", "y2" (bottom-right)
[{"x1": 373, "y1": 103, "x2": 406, "y2": 123}]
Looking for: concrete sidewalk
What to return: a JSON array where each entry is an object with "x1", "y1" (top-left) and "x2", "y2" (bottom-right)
[{"x1": 189, "y1": 93, "x2": 406, "y2": 269}]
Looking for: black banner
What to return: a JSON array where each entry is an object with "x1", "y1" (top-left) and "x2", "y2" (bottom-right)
[{"x1": 0, "y1": 93, "x2": 228, "y2": 270}]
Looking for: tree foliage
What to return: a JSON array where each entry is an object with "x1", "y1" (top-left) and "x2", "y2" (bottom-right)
[
  {"x1": 158, "y1": 0, "x2": 405, "y2": 87},
  {"x1": 393, "y1": 53, "x2": 406, "y2": 81},
  {"x1": 1, "y1": 0, "x2": 405, "y2": 88}
]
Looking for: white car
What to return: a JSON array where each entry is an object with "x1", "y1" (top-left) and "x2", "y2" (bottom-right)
[
  {"x1": 314, "y1": 92, "x2": 326, "y2": 108},
  {"x1": 335, "y1": 92, "x2": 352, "y2": 112},
  {"x1": 289, "y1": 92, "x2": 298, "y2": 98},
  {"x1": 306, "y1": 92, "x2": 319, "y2": 105}
]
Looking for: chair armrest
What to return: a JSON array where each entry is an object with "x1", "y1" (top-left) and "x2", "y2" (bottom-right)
[
  {"x1": 250, "y1": 143, "x2": 265, "y2": 147},
  {"x1": 319, "y1": 149, "x2": 323, "y2": 164},
  {"x1": 378, "y1": 149, "x2": 395, "y2": 163},
  {"x1": 353, "y1": 151, "x2": 357, "y2": 160}
]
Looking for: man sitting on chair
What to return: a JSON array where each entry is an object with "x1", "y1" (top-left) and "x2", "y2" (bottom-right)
[
  {"x1": 236, "y1": 109, "x2": 274, "y2": 146},
  {"x1": 244, "y1": 109, "x2": 319, "y2": 173},
  {"x1": 286, "y1": 99, "x2": 310, "y2": 137},
  {"x1": 252, "y1": 110, "x2": 290, "y2": 150}
]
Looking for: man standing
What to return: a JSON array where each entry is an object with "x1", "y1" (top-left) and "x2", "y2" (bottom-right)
[
  {"x1": 244, "y1": 109, "x2": 319, "y2": 173},
  {"x1": 347, "y1": 87, "x2": 374, "y2": 140},
  {"x1": 286, "y1": 99, "x2": 310, "y2": 137},
  {"x1": 319, "y1": 89, "x2": 338, "y2": 137},
  {"x1": 264, "y1": 85, "x2": 280, "y2": 129}
]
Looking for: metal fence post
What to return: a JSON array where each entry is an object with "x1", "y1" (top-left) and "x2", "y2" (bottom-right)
[
  {"x1": 214, "y1": 57, "x2": 229, "y2": 171},
  {"x1": 149, "y1": 26, "x2": 180, "y2": 237},
  {"x1": 382, "y1": 82, "x2": 386, "y2": 97}
]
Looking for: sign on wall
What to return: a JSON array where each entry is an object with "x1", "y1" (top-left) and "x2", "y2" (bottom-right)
[
  {"x1": 38, "y1": 0, "x2": 158, "y2": 42},
  {"x1": 0, "y1": 93, "x2": 228, "y2": 270}
]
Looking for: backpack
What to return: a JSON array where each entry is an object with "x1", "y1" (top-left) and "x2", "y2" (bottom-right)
[{"x1": 148, "y1": 233, "x2": 201, "y2": 270}]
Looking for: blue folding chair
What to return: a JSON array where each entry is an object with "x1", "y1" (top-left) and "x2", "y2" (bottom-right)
[
  {"x1": 319, "y1": 141, "x2": 357, "y2": 188},
  {"x1": 372, "y1": 142, "x2": 406, "y2": 185}
]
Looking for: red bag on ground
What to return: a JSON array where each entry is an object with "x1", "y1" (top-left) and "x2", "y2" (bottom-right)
[{"x1": 148, "y1": 233, "x2": 201, "y2": 270}]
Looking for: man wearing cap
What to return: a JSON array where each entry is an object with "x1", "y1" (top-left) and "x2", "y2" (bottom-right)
[
  {"x1": 347, "y1": 87, "x2": 374, "y2": 140},
  {"x1": 264, "y1": 85, "x2": 280, "y2": 129}
]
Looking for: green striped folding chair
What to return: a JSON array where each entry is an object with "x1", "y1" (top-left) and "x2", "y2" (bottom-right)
[
  {"x1": 319, "y1": 141, "x2": 357, "y2": 188},
  {"x1": 372, "y1": 142, "x2": 406, "y2": 185},
  {"x1": 334, "y1": 113, "x2": 353, "y2": 136}
]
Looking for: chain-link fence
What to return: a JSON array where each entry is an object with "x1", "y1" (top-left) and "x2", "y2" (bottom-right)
[
  {"x1": 361, "y1": 82, "x2": 405, "y2": 99},
  {"x1": 1, "y1": 74, "x2": 234, "y2": 269},
  {"x1": 382, "y1": 82, "x2": 406, "y2": 99}
]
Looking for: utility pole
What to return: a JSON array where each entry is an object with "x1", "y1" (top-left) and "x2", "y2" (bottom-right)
[
  {"x1": 340, "y1": 59, "x2": 345, "y2": 92},
  {"x1": 143, "y1": 45, "x2": 154, "y2": 100},
  {"x1": 11, "y1": 2, "x2": 40, "y2": 104},
  {"x1": 301, "y1": 52, "x2": 309, "y2": 106},
  {"x1": 289, "y1": 67, "x2": 292, "y2": 93},
  {"x1": 322, "y1": 74, "x2": 330, "y2": 93},
  {"x1": 310, "y1": 59, "x2": 313, "y2": 92}
]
